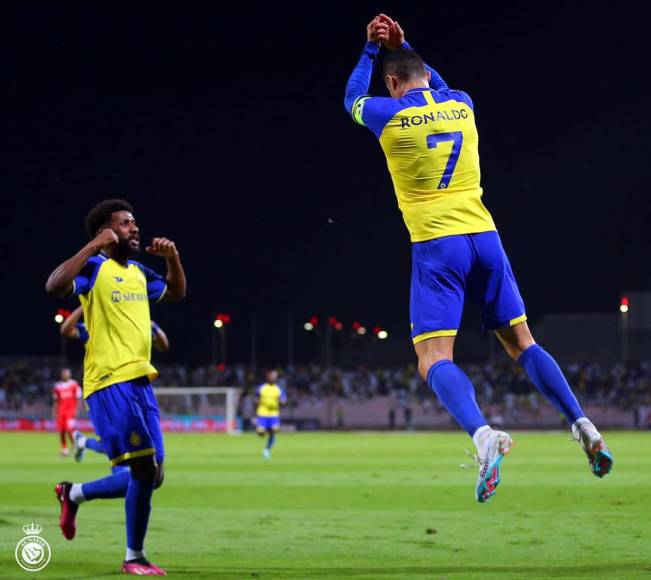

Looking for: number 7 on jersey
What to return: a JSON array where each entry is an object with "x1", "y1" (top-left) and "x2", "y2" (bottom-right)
[{"x1": 426, "y1": 131, "x2": 464, "y2": 189}]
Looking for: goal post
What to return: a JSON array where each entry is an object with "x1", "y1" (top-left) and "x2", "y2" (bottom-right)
[{"x1": 153, "y1": 387, "x2": 242, "y2": 434}]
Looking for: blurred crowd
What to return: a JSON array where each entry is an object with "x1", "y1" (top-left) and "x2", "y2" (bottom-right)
[{"x1": 2, "y1": 358, "x2": 651, "y2": 427}]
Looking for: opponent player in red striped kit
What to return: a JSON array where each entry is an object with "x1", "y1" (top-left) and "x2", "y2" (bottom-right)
[{"x1": 52, "y1": 368, "x2": 82, "y2": 456}]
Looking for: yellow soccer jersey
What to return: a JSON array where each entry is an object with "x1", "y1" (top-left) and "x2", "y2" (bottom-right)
[
  {"x1": 353, "y1": 87, "x2": 496, "y2": 242},
  {"x1": 256, "y1": 383, "x2": 286, "y2": 417},
  {"x1": 72, "y1": 254, "x2": 167, "y2": 397}
]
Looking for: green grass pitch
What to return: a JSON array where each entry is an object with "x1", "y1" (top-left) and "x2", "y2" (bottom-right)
[{"x1": 0, "y1": 431, "x2": 650, "y2": 579}]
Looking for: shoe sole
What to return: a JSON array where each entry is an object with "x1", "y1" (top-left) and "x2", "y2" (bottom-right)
[
  {"x1": 591, "y1": 441, "x2": 614, "y2": 478},
  {"x1": 477, "y1": 435, "x2": 512, "y2": 503}
]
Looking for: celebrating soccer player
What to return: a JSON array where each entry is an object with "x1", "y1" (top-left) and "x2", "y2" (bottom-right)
[
  {"x1": 344, "y1": 15, "x2": 613, "y2": 502},
  {"x1": 46, "y1": 199, "x2": 186, "y2": 575},
  {"x1": 60, "y1": 304, "x2": 170, "y2": 463},
  {"x1": 255, "y1": 370, "x2": 287, "y2": 459},
  {"x1": 52, "y1": 368, "x2": 82, "y2": 457}
]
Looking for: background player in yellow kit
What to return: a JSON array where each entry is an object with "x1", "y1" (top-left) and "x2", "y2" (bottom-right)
[
  {"x1": 255, "y1": 370, "x2": 286, "y2": 459},
  {"x1": 344, "y1": 14, "x2": 613, "y2": 502}
]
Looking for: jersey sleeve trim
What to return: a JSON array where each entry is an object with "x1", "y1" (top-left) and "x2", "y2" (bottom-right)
[{"x1": 155, "y1": 285, "x2": 168, "y2": 303}]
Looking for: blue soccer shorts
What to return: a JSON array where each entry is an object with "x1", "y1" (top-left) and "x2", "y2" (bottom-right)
[
  {"x1": 256, "y1": 416, "x2": 280, "y2": 432},
  {"x1": 410, "y1": 231, "x2": 526, "y2": 344},
  {"x1": 86, "y1": 376, "x2": 165, "y2": 466}
]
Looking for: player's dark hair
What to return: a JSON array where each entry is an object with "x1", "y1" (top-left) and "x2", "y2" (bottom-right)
[
  {"x1": 85, "y1": 199, "x2": 134, "y2": 238},
  {"x1": 383, "y1": 48, "x2": 427, "y2": 81}
]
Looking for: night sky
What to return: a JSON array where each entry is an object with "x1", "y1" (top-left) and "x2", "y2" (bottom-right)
[{"x1": 1, "y1": 1, "x2": 648, "y2": 365}]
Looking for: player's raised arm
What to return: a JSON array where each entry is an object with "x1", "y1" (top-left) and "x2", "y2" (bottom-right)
[
  {"x1": 377, "y1": 14, "x2": 449, "y2": 91},
  {"x1": 343, "y1": 16, "x2": 389, "y2": 115},
  {"x1": 60, "y1": 306, "x2": 84, "y2": 339},
  {"x1": 45, "y1": 229, "x2": 118, "y2": 297},
  {"x1": 145, "y1": 237, "x2": 186, "y2": 302}
]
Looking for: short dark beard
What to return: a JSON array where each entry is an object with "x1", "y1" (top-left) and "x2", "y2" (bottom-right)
[{"x1": 115, "y1": 237, "x2": 140, "y2": 259}]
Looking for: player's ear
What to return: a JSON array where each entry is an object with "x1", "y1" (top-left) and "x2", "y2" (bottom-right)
[{"x1": 426, "y1": 70, "x2": 432, "y2": 83}]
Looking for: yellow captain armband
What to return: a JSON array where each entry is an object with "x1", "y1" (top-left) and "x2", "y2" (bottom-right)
[{"x1": 352, "y1": 96, "x2": 370, "y2": 126}]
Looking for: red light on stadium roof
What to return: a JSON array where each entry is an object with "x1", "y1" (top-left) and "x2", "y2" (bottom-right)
[
  {"x1": 334, "y1": 322, "x2": 343, "y2": 331},
  {"x1": 215, "y1": 313, "x2": 231, "y2": 324},
  {"x1": 216, "y1": 363, "x2": 226, "y2": 372},
  {"x1": 328, "y1": 316, "x2": 338, "y2": 326},
  {"x1": 620, "y1": 296, "x2": 629, "y2": 306},
  {"x1": 310, "y1": 316, "x2": 319, "y2": 326},
  {"x1": 373, "y1": 326, "x2": 382, "y2": 334},
  {"x1": 352, "y1": 321, "x2": 361, "y2": 331}
]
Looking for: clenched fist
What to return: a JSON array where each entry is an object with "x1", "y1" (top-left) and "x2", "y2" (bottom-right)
[{"x1": 146, "y1": 237, "x2": 178, "y2": 259}]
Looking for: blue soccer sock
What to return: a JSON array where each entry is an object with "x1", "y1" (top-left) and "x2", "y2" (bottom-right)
[
  {"x1": 266, "y1": 432, "x2": 276, "y2": 450},
  {"x1": 125, "y1": 477, "x2": 154, "y2": 552},
  {"x1": 85, "y1": 438, "x2": 105, "y2": 454},
  {"x1": 518, "y1": 344, "x2": 585, "y2": 424},
  {"x1": 427, "y1": 360, "x2": 488, "y2": 437},
  {"x1": 81, "y1": 470, "x2": 130, "y2": 500}
]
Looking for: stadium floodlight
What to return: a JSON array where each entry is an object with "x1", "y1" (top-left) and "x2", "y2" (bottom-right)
[
  {"x1": 54, "y1": 307, "x2": 71, "y2": 324},
  {"x1": 377, "y1": 330, "x2": 388, "y2": 340},
  {"x1": 304, "y1": 322, "x2": 314, "y2": 331},
  {"x1": 357, "y1": 326, "x2": 367, "y2": 335},
  {"x1": 214, "y1": 319, "x2": 224, "y2": 328},
  {"x1": 620, "y1": 296, "x2": 629, "y2": 313}
]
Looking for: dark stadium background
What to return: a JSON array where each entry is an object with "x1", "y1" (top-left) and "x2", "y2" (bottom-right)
[{"x1": 1, "y1": 1, "x2": 648, "y2": 367}]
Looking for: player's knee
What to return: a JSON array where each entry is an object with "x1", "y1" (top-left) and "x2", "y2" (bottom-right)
[
  {"x1": 496, "y1": 323, "x2": 536, "y2": 361},
  {"x1": 129, "y1": 455, "x2": 157, "y2": 483},
  {"x1": 504, "y1": 335, "x2": 536, "y2": 362},
  {"x1": 417, "y1": 354, "x2": 450, "y2": 381}
]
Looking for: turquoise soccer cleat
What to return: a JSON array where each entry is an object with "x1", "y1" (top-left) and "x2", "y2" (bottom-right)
[
  {"x1": 473, "y1": 430, "x2": 513, "y2": 503},
  {"x1": 572, "y1": 421, "x2": 614, "y2": 478}
]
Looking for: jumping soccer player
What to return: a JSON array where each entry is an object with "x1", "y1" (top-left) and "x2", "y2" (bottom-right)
[
  {"x1": 60, "y1": 305, "x2": 170, "y2": 463},
  {"x1": 46, "y1": 198, "x2": 186, "y2": 575},
  {"x1": 255, "y1": 370, "x2": 286, "y2": 459},
  {"x1": 344, "y1": 14, "x2": 613, "y2": 502},
  {"x1": 52, "y1": 368, "x2": 82, "y2": 457}
]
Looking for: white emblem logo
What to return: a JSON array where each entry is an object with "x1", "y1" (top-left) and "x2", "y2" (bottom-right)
[{"x1": 15, "y1": 522, "x2": 51, "y2": 572}]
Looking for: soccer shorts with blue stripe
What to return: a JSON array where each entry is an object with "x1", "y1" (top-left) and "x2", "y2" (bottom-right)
[{"x1": 410, "y1": 231, "x2": 526, "y2": 344}]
